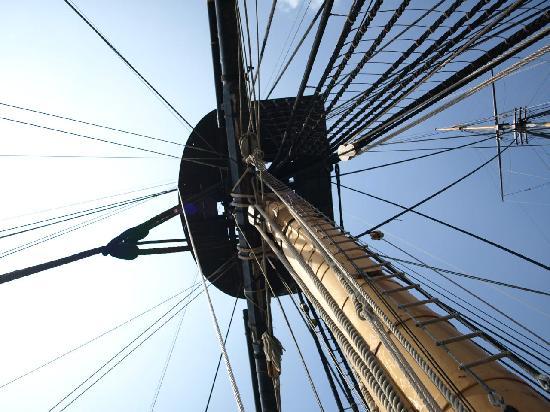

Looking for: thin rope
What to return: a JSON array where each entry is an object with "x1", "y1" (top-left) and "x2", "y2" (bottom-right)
[
  {"x1": 273, "y1": 262, "x2": 361, "y2": 411},
  {"x1": 0, "y1": 198, "x2": 151, "y2": 260},
  {"x1": 356, "y1": 140, "x2": 550, "y2": 271},
  {"x1": 339, "y1": 134, "x2": 494, "y2": 176},
  {"x1": 353, "y1": 40, "x2": 550, "y2": 154},
  {"x1": 0, "y1": 189, "x2": 175, "y2": 240},
  {"x1": 0, "y1": 190, "x2": 171, "y2": 260},
  {"x1": 0, "y1": 101, "x2": 184, "y2": 146},
  {"x1": 0, "y1": 285, "x2": 195, "y2": 390},
  {"x1": 150, "y1": 306, "x2": 187, "y2": 411},
  {"x1": 204, "y1": 295, "x2": 240, "y2": 412},
  {"x1": 351, "y1": 212, "x2": 550, "y2": 345},
  {"x1": 265, "y1": 4, "x2": 324, "y2": 98},
  {"x1": 48, "y1": 286, "x2": 203, "y2": 412},
  {"x1": 377, "y1": 253, "x2": 550, "y2": 297},
  {"x1": 0, "y1": 115, "x2": 178, "y2": 159},
  {"x1": 49, "y1": 266, "x2": 233, "y2": 412},
  {"x1": 336, "y1": 181, "x2": 550, "y2": 279},
  {"x1": 62, "y1": 0, "x2": 219, "y2": 155},
  {"x1": 0, "y1": 181, "x2": 175, "y2": 224},
  {"x1": 369, "y1": 243, "x2": 550, "y2": 373},
  {"x1": 179, "y1": 190, "x2": 245, "y2": 412},
  {"x1": 0, "y1": 154, "x2": 175, "y2": 159}
]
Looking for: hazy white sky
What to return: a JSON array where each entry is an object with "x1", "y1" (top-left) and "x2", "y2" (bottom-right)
[{"x1": 0, "y1": 1, "x2": 548, "y2": 411}]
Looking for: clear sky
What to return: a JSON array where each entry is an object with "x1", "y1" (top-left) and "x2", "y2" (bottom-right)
[{"x1": 0, "y1": 1, "x2": 548, "y2": 411}]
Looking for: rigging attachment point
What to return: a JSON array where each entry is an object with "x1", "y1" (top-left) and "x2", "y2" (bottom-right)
[
  {"x1": 538, "y1": 374, "x2": 550, "y2": 392},
  {"x1": 338, "y1": 143, "x2": 356, "y2": 161},
  {"x1": 369, "y1": 230, "x2": 384, "y2": 240}
]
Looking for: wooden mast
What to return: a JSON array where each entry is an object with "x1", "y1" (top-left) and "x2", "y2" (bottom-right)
[{"x1": 248, "y1": 163, "x2": 549, "y2": 412}]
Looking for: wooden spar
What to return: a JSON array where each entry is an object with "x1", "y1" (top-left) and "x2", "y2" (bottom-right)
[
  {"x1": 252, "y1": 198, "x2": 549, "y2": 412},
  {"x1": 435, "y1": 122, "x2": 550, "y2": 132}
]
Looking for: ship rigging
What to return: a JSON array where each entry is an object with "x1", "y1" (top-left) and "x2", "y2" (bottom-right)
[{"x1": 0, "y1": 0, "x2": 549, "y2": 411}]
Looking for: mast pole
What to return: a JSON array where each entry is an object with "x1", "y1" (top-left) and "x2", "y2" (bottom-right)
[
  {"x1": 208, "y1": 1, "x2": 277, "y2": 410},
  {"x1": 244, "y1": 309, "x2": 263, "y2": 412},
  {"x1": 248, "y1": 162, "x2": 550, "y2": 412}
]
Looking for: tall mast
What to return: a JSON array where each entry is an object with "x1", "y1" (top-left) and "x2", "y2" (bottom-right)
[
  {"x1": 249, "y1": 160, "x2": 549, "y2": 412},
  {"x1": 208, "y1": 1, "x2": 278, "y2": 410}
]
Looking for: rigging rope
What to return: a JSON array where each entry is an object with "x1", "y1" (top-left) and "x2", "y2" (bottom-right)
[
  {"x1": 352, "y1": 140, "x2": 548, "y2": 272},
  {"x1": 266, "y1": 254, "x2": 364, "y2": 411},
  {"x1": 0, "y1": 196, "x2": 155, "y2": 260},
  {"x1": 337, "y1": 181, "x2": 550, "y2": 279},
  {"x1": 0, "y1": 181, "x2": 175, "y2": 224},
  {"x1": 371, "y1": 239, "x2": 550, "y2": 371},
  {"x1": 322, "y1": 0, "x2": 382, "y2": 102},
  {"x1": 61, "y1": 0, "x2": 219, "y2": 154},
  {"x1": 372, "y1": 245, "x2": 550, "y2": 379},
  {"x1": 315, "y1": 0, "x2": 367, "y2": 95},
  {"x1": 255, "y1": 0, "x2": 277, "y2": 86},
  {"x1": 382, "y1": 253, "x2": 549, "y2": 297},
  {"x1": 179, "y1": 194, "x2": 245, "y2": 412},
  {"x1": 271, "y1": 0, "x2": 335, "y2": 170},
  {"x1": 149, "y1": 305, "x2": 187, "y2": 411},
  {"x1": 46, "y1": 264, "x2": 232, "y2": 412},
  {"x1": 265, "y1": 4, "x2": 324, "y2": 99},
  {"x1": 329, "y1": 0, "x2": 511, "y2": 148},
  {"x1": 0, "y1": 115, "x2": 178, "y2": 159},
  {"x1": 265, "y1": 0, "x2": 313, "y2": 94},
  {"x1": 326, "y1": 0, "x2": 464, "y2": 143},
  {"x1": 350, "y1": 13, "x2": 550, "y2": 153},
  {"x1": 253, "y1": 215, "x2": 422, "y2": 411},
  {"x1": 0, "y1": 154, "x2": 175, "y2": 160},
  {"x1": 0, "y1": 189, "x2": 175, "y2": 240},
  {"x1": 292, "y1": 291, "x2": 349, "y2": 412},
  {"x1": 48, "y1": 285, "x2": 203, "y2": 412},
  {"x1": 203, "y1": 295, "x2": 239, "y2": 412},
  {"x1": 326, "y1": 0, "x2": 411, "y2": 113},
  {"x1": 0, "y1": 101, "x2": 184, "y2": 147},
  {"x1": 363, "y1": 142, "x2": 550, "y2": 152},
  {"x1": 0, "y1": 285, "x2": 197, "y2": 390},
  {"x1": 358, "y1": 223, "x2": 550, "y2": 347},
  {"x1": 285, "y1": 37, "x2": 546, "y2": 181},
  {"x1": 388, "y1": 258, "x2": 550, "y2": 363},
  {"x1": 294, "y1": 291, "x2": 361, "y2": 412},
  {"x1": 271, "y1": 287, "x2": 326, "y2": 411},
  {"x1": 339, "y1": 135, "x2": 494, "y2": 176},
  {"x1": 0, "y1": 193, "x2": 183, "y2": 262},
  {"x1": 279, "y1": 276, "x2": 354, "y2": 411},
  {"x1": 257, "y1": 158, "x2": 474, "y2": 397},
  {"x1": 295, "y1": 0, "x2": 444, "y2": 176},
  {"x1": 335, "y1": 164, "x2": 344, "y2": 228},
  {"x1": 0, "y1": 195, "x2": 180, "y2": 284},
  {"x1": 285, "y1": 0, "x2": 370, "y2": 153},
  {"x1": 505, "y1": 181, "x2": 550, "y2": 197}
]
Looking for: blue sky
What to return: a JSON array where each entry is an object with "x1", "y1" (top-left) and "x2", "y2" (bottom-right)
[{"x1": 0, "y1": 1, "x2": 548, "y2": 411}]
